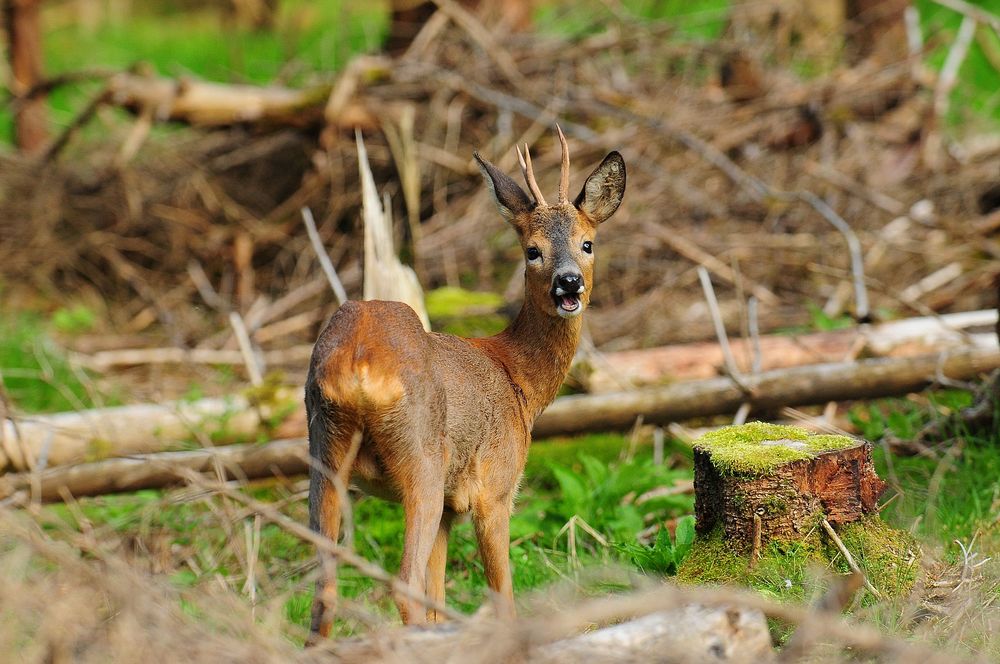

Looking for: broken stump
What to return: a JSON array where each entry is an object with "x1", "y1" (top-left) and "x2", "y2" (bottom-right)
[
  {"x1": 678, "y1": 422, "x2": 918, "y2": 601},
  {"x1": 692, "y1": 422, "x2": 887, "y2": 550}
]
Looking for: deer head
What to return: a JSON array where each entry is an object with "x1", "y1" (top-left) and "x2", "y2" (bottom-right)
[{"x1": 474, "y1": 127, "x2": 626, "y2": 319}]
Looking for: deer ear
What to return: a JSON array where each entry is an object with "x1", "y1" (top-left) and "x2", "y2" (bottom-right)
[
  {"x1": 574, "y1": 151, "x2": 626, "y2": 224},
  {"x1": 474, "y1": 152, "x2": 534, "y2": 224}
]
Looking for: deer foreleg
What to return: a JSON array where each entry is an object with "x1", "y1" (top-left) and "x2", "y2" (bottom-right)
[{"x1": 473, "y1": 496, "x2": 515, "y2": 619}]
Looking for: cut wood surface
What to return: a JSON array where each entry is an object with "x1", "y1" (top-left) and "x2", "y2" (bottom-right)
[
  {"x1": 0, "y1": 438, "x2": 308, "y2": 504},
  {"x1": 576, "y1": 309, "x2": 998, "y2": 393},
  {"x1": 0, "y1": 391, "x2": 299, "y2": 473},
  {"x1": 535, "y1": 346, "x2": 1000, "y2": 437}
]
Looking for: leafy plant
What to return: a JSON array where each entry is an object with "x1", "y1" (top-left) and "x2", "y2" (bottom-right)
[{"x1": 616, "y1": 515, "x2": 696, "y2": 575}]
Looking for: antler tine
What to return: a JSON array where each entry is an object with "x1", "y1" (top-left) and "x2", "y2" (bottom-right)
[
  {"x1": 556, "y1": 124, "x2": 570, "y2": 205},
  {"x1": 517, "y1": 143, "x2": 546, "y2": 206}
]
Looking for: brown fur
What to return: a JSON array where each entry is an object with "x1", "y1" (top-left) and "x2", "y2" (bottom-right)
[{"x1": 305, "y1": 142, "x2": 625, "y2": 642}]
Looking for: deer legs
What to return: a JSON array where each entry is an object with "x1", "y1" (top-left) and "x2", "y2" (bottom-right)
[
  {"x1": 395, "y1": 489, "x2": 445, "y2": 623},
  {"x1": 426, "y1": 511, "x2": 453, "y2": 623},
  {"x1": 306, "y1": 466, "x2": 342, "y2": 644},
  {"x1": 474, "y1": 496, "x2": 515, "y2": 619}
]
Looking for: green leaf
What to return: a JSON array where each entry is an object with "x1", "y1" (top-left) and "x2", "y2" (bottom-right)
[
  {"x1": 551, "y1": 465, "x2": 588, "y2": 513},
  {"x1": 673, "y1": 515, "x2": 696, "y2": 565},
  {"x1": 579, "y1": 453, "x2": 610, "y2": 486}
]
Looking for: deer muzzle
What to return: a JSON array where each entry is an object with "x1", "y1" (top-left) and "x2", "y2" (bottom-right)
[{"x1": 552, "y1": 272, "x2": 585, "y2": 317}]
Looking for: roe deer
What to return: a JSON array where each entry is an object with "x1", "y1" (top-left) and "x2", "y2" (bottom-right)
[{"x1": 305, "y1": 127, "x2": 625, "y2": 641}]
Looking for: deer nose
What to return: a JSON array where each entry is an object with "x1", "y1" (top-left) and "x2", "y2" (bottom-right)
[{"x1": 555, "y1": 273, "x2": 584, "y2": 294}]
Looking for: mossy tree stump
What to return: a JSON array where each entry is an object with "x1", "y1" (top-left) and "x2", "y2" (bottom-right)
[{"x1": 693, "y1": 423, "x2": 887, "y2": 551}]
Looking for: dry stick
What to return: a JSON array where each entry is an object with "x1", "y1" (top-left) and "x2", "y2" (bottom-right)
[
  {"x1": 301, "y1": 207, "x2": 348, "y2": 306},
  {"x1": 178, "y1": 469, "x2": 466, "y2": 622},
  {"x1": 821, "y1": 518, "x2": 882, "y2": 600},
  {"x1": 186, "y1": 259, "x2": 228, "y2": 312},
  {"x1": 228, "y1": 312, "x2": 263, "y2": 386},
  {"x1": 747, "y1": 296, "x2": 763, "y2": 376},
  {"x1": 697, "y1": 267, "x2": 751, "y2": 395},
  {"x1": 40, "y1": 85, "x2": 111, "y2": 163},
  {"x1": 935, "y1": 15, "x2": 978, "y2": 119},
  {"x1": 899, "y1": 262, "x2": 965, "y2": 303},
  {"x1": 115, "y1": 103, "x2": 155, "y2": 167},
  {"x1": 931, "y1": 0, "x2": 1000, "y2": 32},
  {"x1": 750, "y1": 513, "x2": 762, "y2": 566}
]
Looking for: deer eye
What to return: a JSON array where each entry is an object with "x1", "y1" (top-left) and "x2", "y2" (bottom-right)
[
  {"x1": 526, "y1": 247, "x2": 541, "y2": 261},
  {"x1": 582, "y1": 241, "x2": 593, "y2": 254}
]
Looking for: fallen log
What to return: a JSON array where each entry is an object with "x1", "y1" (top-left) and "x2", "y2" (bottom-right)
[
  {"x1": 327, "y1": 604, "x2": 773, "y2": 663},
  {"x1": 0, "y1": 390, "x2": 300, "y2": 473},
  {"x1": 70, "y1": 345, "x2": 314, "y2": 371},
  {"x1": 534, "y1": 346, "x2": 1000, "y2": 437},
  {"x1": 574, "y1": 309, "x2": 998, "y2": 393},
  {"x1": 0, "y1": 438, "x2": 308, "y2": 504},
  {"x1": 107, "y1": 73, "x2": 333, "y2": 128}
]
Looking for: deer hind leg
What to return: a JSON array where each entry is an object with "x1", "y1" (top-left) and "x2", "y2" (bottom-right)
[
  {"x1": 425, "y1": 510, "x2": 453, "y2": 623},
  {"x1": 305, "y1": 391, "x2": 359, "y2": 644},
  {"x1": 473, "y1": 495, "x2": 515, "y2": 619},
  {"x1": 394, "y1": 468, "x2": 445, "y2": 624},
  {"x1": 306, "y1": 461, "x2": 342, "y2": 644}
]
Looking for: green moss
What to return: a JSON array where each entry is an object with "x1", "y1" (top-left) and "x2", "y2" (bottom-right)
[
  {"x1": 675, "y1": 528, "x2": 748, "y2": 585},
  {"x1": 677, "y1": 517, "x2": 919, "y2": 602},
  {"x1": 425, "y1": 287, "x2": 503, "y2": 319},
  {"x1": 836, "y1": 517, "x2": 920, "y2": 600},
  {"x1": 694, "y1": 422, "x2": 857, "y2": 475},
  {"x1": 425, "y1": 286, "x2": 508, "y2": 337}
]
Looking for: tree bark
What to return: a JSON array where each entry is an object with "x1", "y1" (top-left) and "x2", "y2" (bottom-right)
[
  {"x1": 3, "y1": 0, "x2": 48, "y2": 153},
  {"x1": 694, "y1": 441, "x2": 885, "y2": 549}
]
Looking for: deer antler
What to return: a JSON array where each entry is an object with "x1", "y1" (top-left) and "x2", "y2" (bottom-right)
[
  {"x1": 557, "y1": 124, "x2": 570, "y2": 205},
  {"x1": 516, "y1": 143, "x2": 546, "y2": 206}
]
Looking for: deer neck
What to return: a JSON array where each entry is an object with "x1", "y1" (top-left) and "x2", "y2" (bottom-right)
[{"x1": 490, "y1": 299, "x2": 582, "y2": 421}]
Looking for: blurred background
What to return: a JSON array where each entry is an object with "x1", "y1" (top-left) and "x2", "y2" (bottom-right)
[{"x1": 1, "y1": 1, "x2": 999, "y2": 407}]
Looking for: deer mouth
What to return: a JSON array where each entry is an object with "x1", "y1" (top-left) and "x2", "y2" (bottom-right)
[{"x1": 552, "y1": 291, "x2": 583, "y2": 317}]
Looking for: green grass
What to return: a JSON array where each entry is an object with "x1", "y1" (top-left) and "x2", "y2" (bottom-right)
[
  {"x1": 37, "y1": 432, "x2": 696, "y2": 634},
  {"x1": 915, "y1": 0, "x2": 1000, "y2": 128},
  {"x1": 0, "y1": 312, "x2": 106, "y2": 412}
]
